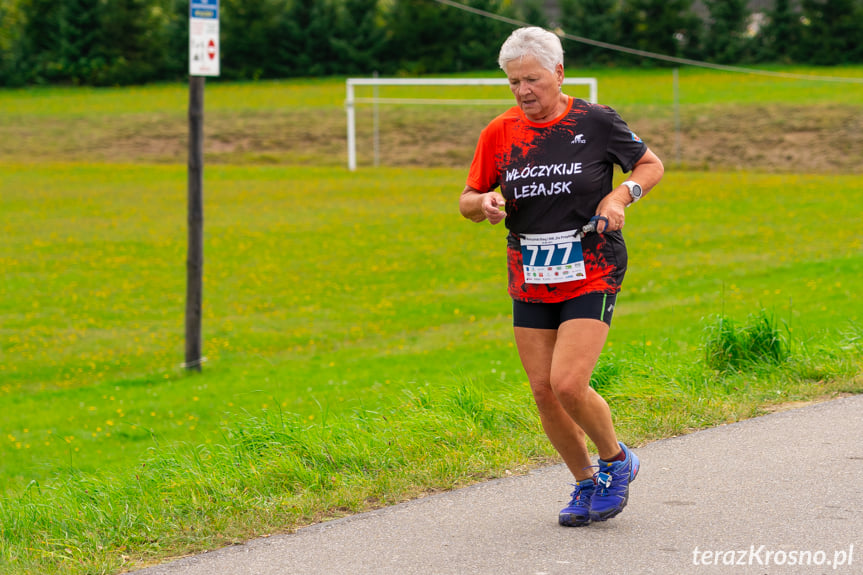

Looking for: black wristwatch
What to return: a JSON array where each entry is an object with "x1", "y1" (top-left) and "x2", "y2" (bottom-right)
[{"x1": 622, "y1": 180, "x2": 643, "y2": 204}]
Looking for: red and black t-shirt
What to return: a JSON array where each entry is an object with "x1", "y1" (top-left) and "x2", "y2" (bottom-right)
[{"x1": 466, "y1": 97, "x2": 647, "y2": 303}]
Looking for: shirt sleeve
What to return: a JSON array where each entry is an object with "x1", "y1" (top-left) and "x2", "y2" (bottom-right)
[
  {"x1": 466, "y1": 124, "x2": 501, "y2": 193},
  {"x1": 605, "y1": 109, "x2": 647, "y2": 173}
]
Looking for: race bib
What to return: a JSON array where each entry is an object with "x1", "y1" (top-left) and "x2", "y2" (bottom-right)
[{"x1": 520, "y1": 230, "x2": 586, "y2": 284}]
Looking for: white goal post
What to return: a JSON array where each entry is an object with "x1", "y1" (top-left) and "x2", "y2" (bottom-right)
[{"x1": 345, "y1": 77, "x2": 598, "y2": 171}]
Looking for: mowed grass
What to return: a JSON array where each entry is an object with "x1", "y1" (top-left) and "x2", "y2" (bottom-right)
[
  {"x1": 1, "y1": 67, "x2": 862, "y2": 573},
  {"x1": 2, "y1": 163, "x2": 862, "y2": 573},
  {"x1": 2, "y1": 163, "x2": 861, "y2": 483},
  {"x1": 3, "y1": 66, "x2": 861, "y2": 115}
]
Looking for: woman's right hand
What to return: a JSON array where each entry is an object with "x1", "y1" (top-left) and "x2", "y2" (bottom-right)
[{"x1": 481, "y1": 192, "x2": 506, "y2": 225}]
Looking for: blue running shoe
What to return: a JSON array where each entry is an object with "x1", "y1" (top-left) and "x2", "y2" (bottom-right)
[
  {"x1": 589, "y1": 442, "x2": 640, "y2": 522},
  {"x1": 559, "y1": 479, "x2": 595, "y2": 526}
]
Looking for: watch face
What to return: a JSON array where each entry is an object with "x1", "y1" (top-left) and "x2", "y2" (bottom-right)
[{"x1": 631, "y1": 183, "x2": 643, "y2": 199}]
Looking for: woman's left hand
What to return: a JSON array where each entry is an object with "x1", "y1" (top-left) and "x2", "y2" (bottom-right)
[{"x1": 594, "y1": 195, "x2": 628, "y2": 233}]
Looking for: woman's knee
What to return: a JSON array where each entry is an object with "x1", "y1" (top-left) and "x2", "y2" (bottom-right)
[
  {"x1": 529, "y1": 379, "x2": 560, "y2": 409},
  {"x1": 551, "y1": 375, "x2": 592, "y2": 406}
]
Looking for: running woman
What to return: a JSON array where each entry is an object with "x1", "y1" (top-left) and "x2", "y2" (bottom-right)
[{"x1": 459, "y1": 27, "x2": 664, "y2": 526}]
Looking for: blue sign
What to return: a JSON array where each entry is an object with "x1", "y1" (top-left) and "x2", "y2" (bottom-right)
[{"x1": 190, "y1": 0, "x2": 219, "y2": 19}]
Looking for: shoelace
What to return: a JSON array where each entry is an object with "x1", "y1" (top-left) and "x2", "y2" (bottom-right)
[
  {"x1": 567, "y1": 483, "x2": 593, "y2": 507},
  {"x1": 586, "y1": 462, "x2": 626, "y2": 497}
]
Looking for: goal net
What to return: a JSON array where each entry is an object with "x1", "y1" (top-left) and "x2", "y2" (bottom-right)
[{"x1": 345, "y1": 77, "x2": 598, "y2": 170}]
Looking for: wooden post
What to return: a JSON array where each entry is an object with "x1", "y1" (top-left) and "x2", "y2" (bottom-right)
[
  {"x1": 673, "y1": 68, "x2": 681, "y2": 168},
  {"x1": 185, "y1": 76, "x2": 205, "y2": 371}
]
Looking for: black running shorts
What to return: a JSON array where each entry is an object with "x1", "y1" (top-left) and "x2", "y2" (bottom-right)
[{"x1": 513, "y1": 292, "x2": 617, "y2": 329}]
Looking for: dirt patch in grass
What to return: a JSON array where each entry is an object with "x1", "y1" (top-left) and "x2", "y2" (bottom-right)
[
  {"x1": 636, "y1": 104, "x2": 863, "y2": 173},
  {"x1": 2, "y1": 103, "x2": 861, "y2": 173}
]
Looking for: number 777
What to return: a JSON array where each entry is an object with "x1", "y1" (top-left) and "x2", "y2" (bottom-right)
[{"x1": 524, "y1": 243, "x2": 572, "y2": 266}]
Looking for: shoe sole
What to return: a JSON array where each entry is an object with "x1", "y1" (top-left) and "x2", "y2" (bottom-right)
[{"x1": 559, "y1": 513, "x2": 591, "y2": 527}]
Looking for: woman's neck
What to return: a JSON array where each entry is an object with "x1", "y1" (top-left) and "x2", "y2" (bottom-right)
[{"x1": 527, "y1": 93, "x2": 569, "y2": 123}]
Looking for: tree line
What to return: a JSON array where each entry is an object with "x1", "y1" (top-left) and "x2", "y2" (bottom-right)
[{"x1": 1, "y1": 0, "x2": 862, "y2": 87}]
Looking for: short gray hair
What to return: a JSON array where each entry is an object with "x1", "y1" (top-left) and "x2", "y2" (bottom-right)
[{"x1": 498, "y1": 27, "x2": 564, "y2": 74}]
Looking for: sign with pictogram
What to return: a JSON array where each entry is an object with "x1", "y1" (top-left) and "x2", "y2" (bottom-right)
[{"x1": 189, "y1": 0, "x2": 219, "y2": 76}]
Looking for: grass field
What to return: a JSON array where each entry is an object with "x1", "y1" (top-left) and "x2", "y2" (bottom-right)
[
  {"x1": 1, "y1": 65, "x2": 861, "y2": 170},
  {"x1": 1, "y1": 66, "x2": 862, "y2": 574}
]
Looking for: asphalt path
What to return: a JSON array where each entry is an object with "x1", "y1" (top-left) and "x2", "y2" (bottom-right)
[{"x1": 133, "y1": 394, "x2": 862, "y2": 575}]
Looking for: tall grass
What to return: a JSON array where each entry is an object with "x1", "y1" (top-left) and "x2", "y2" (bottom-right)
[
  {"x1": 704, "y1": 309, "x2": 788, "y2": 372},
  {"x1": 0, "y1": 382, "x2": 552, "y2": 574}
]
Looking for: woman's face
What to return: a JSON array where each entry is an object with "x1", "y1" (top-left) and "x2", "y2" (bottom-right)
[{"x1": 505, "y1": 54, "x2": 563, "y2": 122}]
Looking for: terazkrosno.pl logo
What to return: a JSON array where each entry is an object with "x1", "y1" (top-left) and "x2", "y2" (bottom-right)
[{"x1": 692, "y1": 544, "x2": 854, "y2": 569}]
